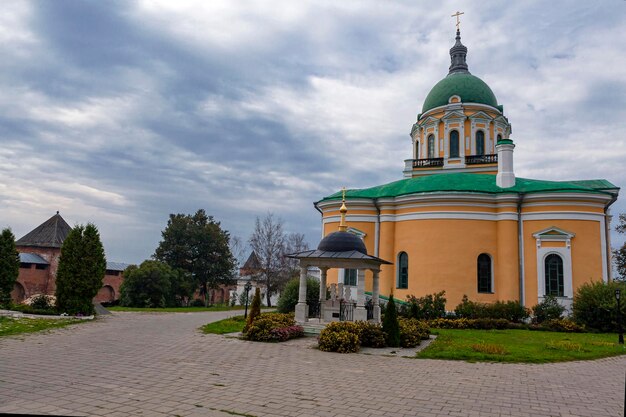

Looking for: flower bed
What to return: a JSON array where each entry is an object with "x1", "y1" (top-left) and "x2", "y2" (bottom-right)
[{"x1": 244, "y1": 313, "x2": 304, "y2": 342}]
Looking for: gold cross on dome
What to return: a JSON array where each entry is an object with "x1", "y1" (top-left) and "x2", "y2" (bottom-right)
[{"x1": 451, "y1": 11, "x2": 464, "y2": 30}]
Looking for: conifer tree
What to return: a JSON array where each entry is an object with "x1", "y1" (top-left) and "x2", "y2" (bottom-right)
[
  {"x1": 0, "y1": 228, "x2": 20, "y2": 307},
  {"x1": 382, "y1": 293, "x2": 400, "y2": 347},
  {"x1": 56, "y1": 223, "x2": 106, "y2": 315},
  {"x1": 246, "y1": 287, "x2": 262, "y2": 329}
]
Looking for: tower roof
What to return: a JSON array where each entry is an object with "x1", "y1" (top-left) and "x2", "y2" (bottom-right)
[
  {"x1": 421, "y1": 30, "x2": 499, "y2": 114},
  {"x1": 16, "y1": 212, "x2": 71, "y2": 248},
  {"x1": 241, "y1": 251, "x2": 261, "y2": 271}
]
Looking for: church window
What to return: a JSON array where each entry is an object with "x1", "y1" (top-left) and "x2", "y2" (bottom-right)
[
  {"x1": 397, "y1": 252, "x2": 408, "y2": 289},
  {"x1": 344, "y1": 269, "x2": 357, "y2": 286},
  {"x1": 476, "y1": 130, "x2": 485, "y2": 155},
  {"x1": 477, "y1": 254, "x2": 492, "y2": 293},
  {"x1": 449, "y1": 130, "x2": 459, "y2": 158},
  {"x1": 545, "y1": 254, "x2": 564, "y2": 297},
  {"x1": 415, "y1": 141, "x2": 419, "y2": 159},
  {"x1": 497, "y1": 134, "x2": 502, "y2": 142},
  {"x1": 427, "y1": 135, "x2": 435, "y2": 158}
]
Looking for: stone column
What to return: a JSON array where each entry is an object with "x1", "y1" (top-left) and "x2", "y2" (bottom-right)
[
  {"x1": 319, "y1": 267, "x2": 328, "y2": 321},
  {"x1": 295, "y1": 265, "x2": 308, "y2": 323},
  {"x1": 372, "y1": 269, "x2": 381, "y2": 323},
  {"x1": 354, "y1": 268, "x2": 367, "y2": 321}
]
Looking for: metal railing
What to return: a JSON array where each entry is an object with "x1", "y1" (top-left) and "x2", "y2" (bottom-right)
[
  {"x1": 340, "y1": 300, "x2": 354, "y2": 321},
  {"x1": 307, "y1": 301, "x2": 321, "y2": 319},
  {"x1": 413, "y1": 157, "x2": 444, "y2": 168},
  {"x1": 465, "y1": 154, "x2": 497, "y2": 165}
]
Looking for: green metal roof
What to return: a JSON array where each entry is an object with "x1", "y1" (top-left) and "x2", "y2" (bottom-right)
[
  {"x1": 421, "y1": 73, "x2": 499, "y2": 114},
  {"x1": 319, "y1": 173, "x2": 618, "y2": 202}
]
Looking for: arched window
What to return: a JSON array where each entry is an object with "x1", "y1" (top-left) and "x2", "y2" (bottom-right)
[
  {"x1": 477, "y1": 254, "x2": 492, "y2": 293},
  {"x1": 497, "y1": 134, "x2": 502, "y2": 142},
  {"x1": 415, "y1": 141, "x2": 419, "y2": 159},
  {"x1": 427, "y1": 135, "x2": 435, "y2": 158},
  {"x1": 397, "y1": 252, "x2": 408, "y2": 289},
  {"x1": 545, "y1": 254, "x2": 564, "y2": 297},
  {"x1": 476, "y1": 130, "x2": 485, "y2": 155},
  {"x1": 449, "y1": 130, "x2": 459, "y2": 158}
]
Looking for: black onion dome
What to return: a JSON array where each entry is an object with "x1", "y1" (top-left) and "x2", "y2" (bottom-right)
[{"x1": 317, "y1": 231, "x2": 367, "y2": 254}]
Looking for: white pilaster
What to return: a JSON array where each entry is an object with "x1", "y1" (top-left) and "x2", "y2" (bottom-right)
[
  {"x1": 496, "y1": 141, "x2": 515, "y2": 188},
  {"x1": 372, "y1": 269, "x2": 381, "y2": 323}
]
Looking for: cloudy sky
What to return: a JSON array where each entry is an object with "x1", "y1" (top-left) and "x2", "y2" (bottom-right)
[{"x1": 1, "y1": 1, "x2": 625, "y2": 264}]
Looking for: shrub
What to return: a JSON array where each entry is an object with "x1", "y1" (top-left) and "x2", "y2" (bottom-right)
[
  {"x1": 354, "y1": 321, "x2": 387, "y2": 348},
  {"x1": 244, "y1": 313, "x2": 302, "y2": 342},
  {"x1": 31, "y1": 294, "x2": 54, "y2": 310},
  {"x1": 429, "y1": 318, "x2": 508, "y2": 330},
  {"x1": 399, "y1": 318, "x2": 430, "y2": 348},
  {"x1": 119, "y1": 261, "x2": 176, "y2": 308},
  {"x1": 471, "y1": 343, "x2": 508, "y2": 355},
  {"x1": 454, "y1": 295, "x2": 529, "y2": 322},
  {"x1": 573, "y1": 280, "x2": 626, "y2": 332},
  {"x1": 540, "y1": 318, "x2": 584, "y2": 333},
  {"x1": 276, "y1": 277, "x2": 320, "y2": 313},
  {"x1": 383, "y1": 295, "x2": 400, "y2": 347},
  {"x1": 405, "y1": 291, "x2": 446, "y2": 320},
  {"x1": 532, "y1": 295, "x2": 565, "y2": 324},
  {"x1": 190, "y1": 299, "x2": 206, "y2": 307},
  {"x1": 245, "y1": 288, "x2": 262, "y2": 332},
  {"x1": 318, "y1": 322, "x2": 360, "y2": 353},
  {"x1": 11, "y1": 304, "x2": 60, "y2": 316}
]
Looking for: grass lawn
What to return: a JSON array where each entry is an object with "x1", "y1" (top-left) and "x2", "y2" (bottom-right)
[
  {"x1": 417, "y1": 328, "x2": 626, "y2": 363},
  {"x1": 0, "y1": 316, "x2": 84, "y2": 337},
  {"x1": 200, "y1": 316, "x2": 246, "y2": 334},
  {"x1": 109, "y1": 305, "x2": 245, "y2": 313}
]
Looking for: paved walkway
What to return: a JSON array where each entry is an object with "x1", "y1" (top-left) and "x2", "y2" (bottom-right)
[{"x1": 0, "y1": 311, "x2": 624, "y2": 417}]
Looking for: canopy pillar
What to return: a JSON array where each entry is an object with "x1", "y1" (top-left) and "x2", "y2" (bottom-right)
[
  {"x1": 372, "y1": 269, "x2": 381, "y2": 323},
  {"x1": 354, "y1": 269, "x2": 367, "y2": 321},
  {"x1": 295, "y1": 265, "x2": 308, "y2": 323},
  {"x1": 319, "y1": 267, "x2": 328, "y2": 318}
]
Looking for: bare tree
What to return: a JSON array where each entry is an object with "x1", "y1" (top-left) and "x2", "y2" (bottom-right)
[
  {"x1": 229, "y1": 235, "x2": 249, "y2": 270},
  {"x1": 249, "y1": 213, "x2": 309, "y2": 307}
]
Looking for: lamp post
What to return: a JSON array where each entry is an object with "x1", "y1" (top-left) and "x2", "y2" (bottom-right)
[
  {"x1": 244, "y1": 281, "x2": 252, "y2": 319},
  {"x1": 616, "y1": 289, "x2": 624, "y2": 345}
]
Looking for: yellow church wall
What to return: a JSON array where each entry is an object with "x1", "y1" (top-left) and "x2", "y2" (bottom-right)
[
  {"x1": 522, "y1": 219, "x2": 604, "y2": 307},
  {"x1": 495, "y1": 220, "x2": 520, "y2": 302},
  {"x1": 388, "y1": 218, "x2": 500, "y2": 309},
  {"x1": 464, "y1": 119, "x2": 471, "y2": 153}
]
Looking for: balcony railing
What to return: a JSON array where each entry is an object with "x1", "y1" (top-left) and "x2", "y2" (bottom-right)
[
  {"x1": 413, "y1": 157, "x2": 444, "y2": 168},
  {"x1": 465, "y1": 154, "x2": 497, "y2": 165}
]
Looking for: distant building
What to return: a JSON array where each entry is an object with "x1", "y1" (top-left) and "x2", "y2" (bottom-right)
[{"x1": 11, "y1": 212, "x2": 129, "y2": 304}]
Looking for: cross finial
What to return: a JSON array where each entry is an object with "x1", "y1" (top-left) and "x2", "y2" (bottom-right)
[
  {"x1": 339, "y1": 187, "x2": 348, "y2": 232},
  {"x1": 451, "y1": 11, "x2": 464, "y2": 30}
]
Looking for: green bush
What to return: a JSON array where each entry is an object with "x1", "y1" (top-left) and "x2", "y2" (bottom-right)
[
  {"x1": 318, "y1": 322, "x2": 360, "y2": 353},
  {"x1": 244, "y1": 312, "x2": 303, "y2": 342},
  {"x1": 190, "y1": 299, "x2": 206, "y2": 307},
  {"x1": 276, "y1": 277, "x2": 320, "y2": 313},
  {"x1": 399, "y1": 318, "x2": 430, "y2": 348},
  {"x1": 354, "y1": 321, "x2": 387, "y2": 348},
  {"x1": 454, "y1": 295, "x2": 530, "y2": 322},
  {"x1": 532, "y1": 295, "x2": 565, "y2": 324},
  {"x1": 540, "y1": 318, "x2": 584, "y2": 333},
  {"x1": 31, "y1": 294, "x2": 53, "y2": 310},
  {"x1": 573, "y1": 281, "x2": 626, "y2": 332},
  {"x1": 11, "y1": 304, "x2": 59, "y2": 316},
  {"x1": 405, "y1": 291, "x2": 446, "y2": 320},
  {"x1": 119, "y1": 261, "x2": 176, "y2": 308}
]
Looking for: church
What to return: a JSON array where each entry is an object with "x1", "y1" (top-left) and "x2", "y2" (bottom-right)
[{"x1": 314, "y1": 28, "x2": 619, "y2": 310}]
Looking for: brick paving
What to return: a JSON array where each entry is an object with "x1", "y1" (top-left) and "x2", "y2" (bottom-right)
[{"x1": 0, "y1": 311, "x2": 624, "y2": 417}]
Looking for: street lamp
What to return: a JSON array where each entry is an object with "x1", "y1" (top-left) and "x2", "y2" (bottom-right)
[
  {"x1": 244, "y1": 281, "x2": 252, "y2": 319},
  {"x1": 616, "y1": 289, "x2": 624, "y2": 345}
]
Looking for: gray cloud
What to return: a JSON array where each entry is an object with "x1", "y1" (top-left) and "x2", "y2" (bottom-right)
[{"x1": 1, "y1": 0, "x2": 625, "y2": 263}]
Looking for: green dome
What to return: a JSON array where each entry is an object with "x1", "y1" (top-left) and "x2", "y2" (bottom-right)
[{"x1": 421, "y1": 73, "x2": 499, "y2": 114}]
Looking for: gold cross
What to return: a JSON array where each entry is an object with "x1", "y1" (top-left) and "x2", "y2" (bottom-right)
[{"x1": 451, "y1": 11, "x2": 464, "y2": 30}]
